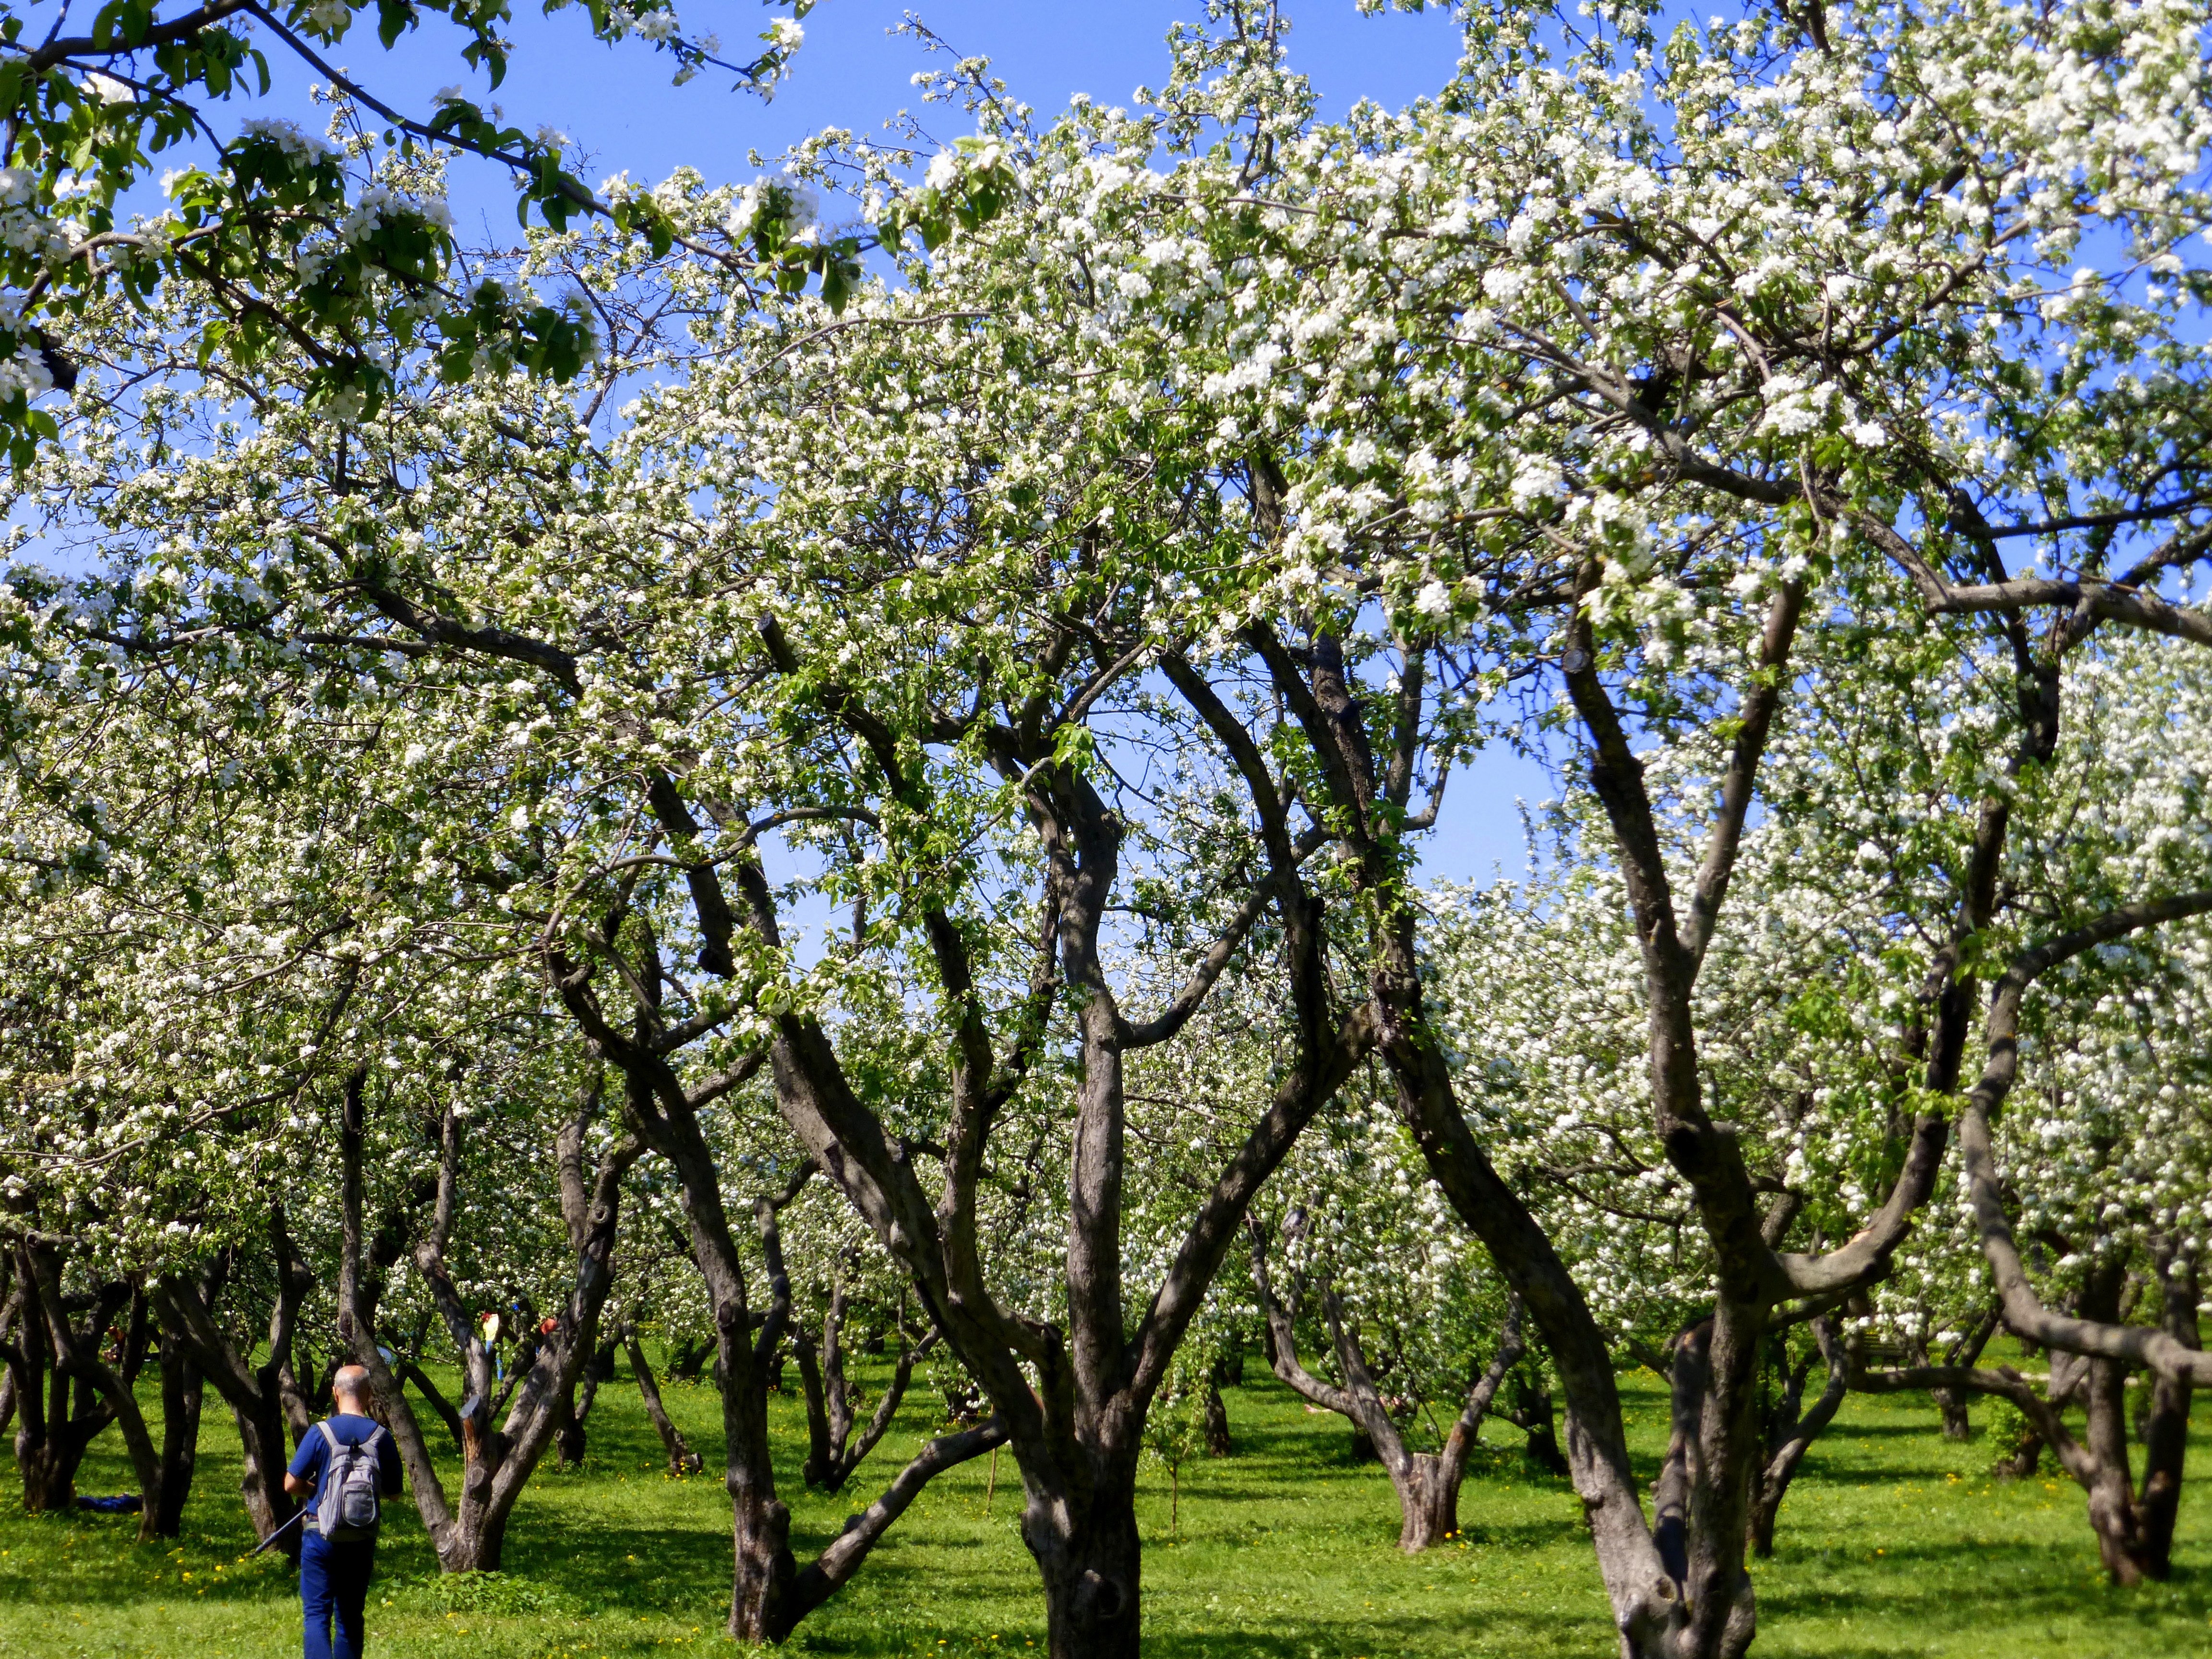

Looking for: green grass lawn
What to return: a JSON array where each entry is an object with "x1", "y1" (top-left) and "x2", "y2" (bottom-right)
[{"x1": 5, "y1": 1359, "x2": 2212, "y2": 1659}]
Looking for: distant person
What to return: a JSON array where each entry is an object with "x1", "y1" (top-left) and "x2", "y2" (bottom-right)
[{"x1": 284, "y1": 1363, "x2": 403, "y2": 1659}]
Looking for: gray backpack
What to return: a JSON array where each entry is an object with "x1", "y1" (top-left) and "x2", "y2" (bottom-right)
[{"x1": 313, "y1": 1421, "x2": 386, "y2": 1541}]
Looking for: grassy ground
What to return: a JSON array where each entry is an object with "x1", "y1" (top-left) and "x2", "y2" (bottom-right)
[{"x1": 3, "y1": 1358, "x2": 2211, "y2": 1659}]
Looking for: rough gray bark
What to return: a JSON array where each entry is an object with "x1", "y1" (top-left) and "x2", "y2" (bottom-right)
[
  {"x1": 1850, "y1": 1249, "x2": 2199, "y2": 1584},
  {"x1": 1850, "y1": 1339, "x2": 2170, "y2": 1581}
]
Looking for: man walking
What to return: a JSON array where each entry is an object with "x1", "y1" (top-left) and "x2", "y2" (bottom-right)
[{"x1": 284, "y1": 1363, "x2": 404, "y2": 1659}]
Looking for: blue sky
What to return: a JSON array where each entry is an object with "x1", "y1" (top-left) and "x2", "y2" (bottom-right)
[
  {"x1": 233, "y1": 0, "x2": 1562, "y2": 883},
  {"x1": 282, "y1": 1, "x2": 1469, "y2": 235}
]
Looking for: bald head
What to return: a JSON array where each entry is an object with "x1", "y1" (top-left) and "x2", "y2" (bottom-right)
[{"x1": 333, "y1": 1364, "x2": 371, "y2": 1410}]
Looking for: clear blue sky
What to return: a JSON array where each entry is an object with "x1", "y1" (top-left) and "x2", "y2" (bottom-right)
[
  {"x1": 294, "y1": 1, "x2": 1468, "y2": 235},
  {"x1": 246, "y1": 1, "x2": 1558, "y2": 882}
]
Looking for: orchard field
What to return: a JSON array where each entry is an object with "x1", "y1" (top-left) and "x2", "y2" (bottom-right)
[
  {"x1": 5, "y1": 1364, "x2": 2212, "y2": 1659},
  {"x1": 12, "y1": 2, "x2": 2212, "y2": 1659}
]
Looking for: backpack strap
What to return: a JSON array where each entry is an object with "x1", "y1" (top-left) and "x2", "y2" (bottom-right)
[{"x1": 310, "y1": 1420, "x2": 344, "y2": 1531}]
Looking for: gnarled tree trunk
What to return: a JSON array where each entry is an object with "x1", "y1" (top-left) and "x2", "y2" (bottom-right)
[
  {"x1": 1251, "y1": 1222, "x2": 1522, "y2": 1551},
  {"x1": 554, "y1": 1337, "x2": 618, "y2": 1467},
  {"x1": 1851, "y1": 1261, "x2": 2196, "y2": 1588},
  {"x1": 531, "y1": 628, "x2": 1376, "y2": 1655},
  {"x1": 2063, "y1": 1254, "x2": 2199, "y2": 1585},
  {"x1": 1202, "y1": 1381, "x2": 1232, "y2": 1459},
  {"x1": 1336, "y1": 578, "x2": 1990, "y2": 1659},
  {"x1": 1914, "y1": 1306, "x2": 1999, "y2": 1442},
  {"x1": 2, "y1": 1261, "x2": 129, "y2": 1516},
  {"x1": 1506, "y1": 1366, "x2": 1570, "y2": 1477},
  {"x1": 146, "y1": 1254, "x2": 230, "y2": 1540},
  {"x1": 337, "y1": 1068, "x2": 644, "y2": 1575},
  {"x1": 2128, "y1": 1251, "x2": 2198, "y2": 1578},
  {"x1": 154, "y1": 1217, "x2": 311, "y2": 1556},
  {"x1": 597, "y1": 1055, "x2": 1004, "y2": 1642},
  {"x1": 1027, "y1": 1448, "x2": 1145, "y2": 1659},
  {"x1": 624, "y1": 1325, "x2": 703, "y2": 1476},
  {"x1": 152, "y1": 1329, "x2": 203, "y2": 1538},
  {"x1": 796, "y1": 1281, "x2": 930, "y2": 1495},
  {"x1": 1939, "y1": 921, "x2": 2212, "y2": 1585},
  {"x1": 1746, "y1": 1315, "x2": 1845, "y2": 1558},
  {"x1": 20, "y1": 1244, "x2": 164, "y2": 1542}
]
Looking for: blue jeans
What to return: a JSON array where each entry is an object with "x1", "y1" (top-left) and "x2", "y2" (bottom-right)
[{"x1": 300, "y1": 1529, "x2": 375, "y2": 1659}]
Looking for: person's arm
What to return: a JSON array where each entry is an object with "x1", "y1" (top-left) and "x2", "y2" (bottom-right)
[{"x1": 283, "y1": 1428, "x2": 323, "y2": 1500}]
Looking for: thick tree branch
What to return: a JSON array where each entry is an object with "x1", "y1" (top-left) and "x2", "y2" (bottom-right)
[
  {"x1": 357, "y1": 583, "x2": 584, "y2": 692},
  {"x1": 1958, "y1": 890, "x2": 2212, "y2": 1385}
]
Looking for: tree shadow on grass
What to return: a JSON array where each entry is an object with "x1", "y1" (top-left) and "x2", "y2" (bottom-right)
[
  {"x1": 1760, "y1": 1545, "x2": 2212, "y2": 1634},
  {"x1": 497, "y1": 1517, "x2": 733, "y2": 1613},
  {"x1": 1805, "y1": 1464, "x2": 2017, "y2": 1485},
  {"x1": 1171, "y1": 1473, "x2": 1385, "y2": 1505},
  {"x1": 1446, "y1": 1518, "x2": 1592, "y2": 1551},
  {"x1": 1214, "y1": 1416, "x2": 1358, "y2": 1467},
  {"x1": 1820, "y1": 1418, "x2": 1960, "y2": 1440},
  {"x1": 0, "y1": 1507, "x2": 168, "y2": 1607},
  {"x1": 1136, "y1": 1600, "x2": 1608, "y2": 1659},
  {"x1": 789, "y1": 1581, "x2": 1611, "y2": 1659}
]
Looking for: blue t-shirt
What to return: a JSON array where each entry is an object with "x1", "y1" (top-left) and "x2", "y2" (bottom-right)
[{"x1": 287, "y1": 1414, "x2": 404, "y2": 1526}]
